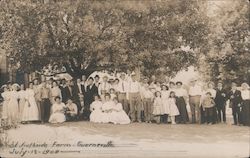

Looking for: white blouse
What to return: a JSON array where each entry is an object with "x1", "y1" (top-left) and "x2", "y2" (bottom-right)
[{"x1": 241, "y1": 90, "x2": 250, "y2": 100}]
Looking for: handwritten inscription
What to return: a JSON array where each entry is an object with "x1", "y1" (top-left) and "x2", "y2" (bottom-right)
[{"x1": 6, "y1": 141, "x2": 115, "y2": 157}]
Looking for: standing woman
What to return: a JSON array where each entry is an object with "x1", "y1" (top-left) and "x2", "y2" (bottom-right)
[
  {"x1": 8, "y1": 83, "x2": 20, "y2": 127},
  {"x1": 1, "y1": 85, "x2": 11, "y2": 122},
  {"x1": 33, "y1": 78, "x2": 42, "y2": 121},
  {"x1": 204, "y1": 82, "x2": 217, "y2": 124},
  {"x1": 50, "y1": 81, "x2": 62, "y2": 104},
  {"x1": 175, "y1": 82, "x2": 189, "y2": 124},
  {"x1": 22, "y1": 82, "x2": 40, "y2": 123},
  {"x1": 241, "y1": 83, "x2": 250, "y2": 126},
  {"x1": 18, "y1": 84, "x2": 27, "y2": 123}
]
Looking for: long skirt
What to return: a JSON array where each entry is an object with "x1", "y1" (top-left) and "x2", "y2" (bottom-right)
[
  {"x1": 7, "y1": 99, "x2": 19, "y2": 124},
  {"x1": 176, "y1": 97, "x2": 189, "y2": 123},
  {"x1": 19, "y1": 98, "x2": 26, "y2": 122},
  {"x1": 241, "y1": 100, "x2": 250, "y2": 126}
]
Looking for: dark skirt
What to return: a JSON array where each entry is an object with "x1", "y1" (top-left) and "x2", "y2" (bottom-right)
[
  {"x1": 241, "y1": 100, "x2": 250, "y2": 126},
  {"x1": 176, "y1": 97, "x2": 189, "y2": 123}
]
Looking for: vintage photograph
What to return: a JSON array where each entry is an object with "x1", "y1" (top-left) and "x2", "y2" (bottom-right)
[{"x1": 0, "y1": 0, "x2": 249, "y2": 157}]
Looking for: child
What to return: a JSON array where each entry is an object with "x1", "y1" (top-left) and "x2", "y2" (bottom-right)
[
  {"x1": 153, "y1": 91, "x2": 163, "y2": 124},
  {"x1": 141, "y1": 85, "x2": 154, "y2": 123},
  {"x1": 168, "y1": 91, "x2": 180, "y2": 124},
  {"x1": 109, "y1": 88, "x2": 117, "y2": 100},
  {"x1": 109, "y1": 97, "x2": 130, "y2": 124},
  {"x1": 202, "y1": 92, "x2": 215, "y2": 125},
  {"x1": 161, "y1": 85, "x2": 170, "y2": 123},
  {"x1": 90, "y1": 95, "x2": 106, "y2": 123},
  {"x1": 101, "y1": 93, "x2": 115, "y2": 123}
]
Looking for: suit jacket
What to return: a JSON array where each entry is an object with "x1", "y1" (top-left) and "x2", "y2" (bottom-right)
[
  {"x1": 85, "y1": 84, "x2": 98, "y2": 107},
  {"x1": 74, "y1": 83, "x2": 85, "y2": 96},
  {"x1": 215, "y1": 88, "x2": 227, "y2": 107},
  {"x1": 60, "y1": 85, "x2": 70, "y2": 103},
  {"x1": 228, "y1": 90, "x2": 242, "y2": 107}
]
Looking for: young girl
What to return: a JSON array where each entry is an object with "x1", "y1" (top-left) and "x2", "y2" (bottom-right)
[
  {"x1": 168, "y1": 91, "x2": 180, "y2": 124},
  {"x1": 202, "y1": 92, "x2": 215, "y2": 125},
  {"x1": 1, "y1": 85, "x2": 10, "y2": 122},
  {"x1": 101, "y1": 93, "x2": 115, "y2": 123},
  {"x1": 161, "y1": 85, "x2": 170, "y2": 123},
  {"x1": 109, "y1": 88, "x2": 117, "y2": 100},
  {"x1": 153, "y1": 91, "x2": 163, "y2": 124},
  {"x1": 109, "y1": 97, "x2": 130, "y2": 124},
  {"x1": 90, "y1": 95, "x2": 106, "y2": 123},
  {"x1": 18, "y1": 84, "x2": 27, "y2": 123}
]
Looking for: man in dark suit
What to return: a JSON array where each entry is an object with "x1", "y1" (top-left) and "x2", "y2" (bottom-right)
[
  {"x1": 60, "y1": 79, "x2": 69, "y2": 103},
  {"x1": 73, "y1": 78, "x2": 85, "y2": 114},
  {"x1": 228, "y1": 82, "x2": 243, "y2": 125},
  {"x1": 83, "y1": 77, "x2": 98, "y2": 120},
  {"x1": 215, "y1": 82, "x2": 227, "y2": 123}
]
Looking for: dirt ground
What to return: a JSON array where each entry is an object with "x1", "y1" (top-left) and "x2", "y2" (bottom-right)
[{"x1": 1, "y1": 120, "x2": 249, "y2": 158}]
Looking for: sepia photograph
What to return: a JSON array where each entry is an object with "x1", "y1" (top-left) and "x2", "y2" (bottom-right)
[{"x1": 0, "y1": 0, "x2": 249, "y2": 157}]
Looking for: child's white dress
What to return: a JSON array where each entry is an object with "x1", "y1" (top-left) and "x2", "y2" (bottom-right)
[
  {"x1": 153, "y1": 97, "x2": 163, "y2": 115},
  {"x1": 161, "y1": 90, "x2": 170, "y2": 115},
  {"x1": 168, "y1": 98, "x2": 180, "y2": 116},
  {"x1": 90, "y1": 101, "x2": 106, "y2": 123},
  {"x1": 1, "y1": 91, "x2": 10, "y2": 119},
  {"x1": 109, "y1": 103, "x2": 130, "y2": 124}
]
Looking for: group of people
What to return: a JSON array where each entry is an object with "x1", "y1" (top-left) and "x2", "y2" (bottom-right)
[{"x1": 0, "y1": 70, "x2": 250, "y2": 128}]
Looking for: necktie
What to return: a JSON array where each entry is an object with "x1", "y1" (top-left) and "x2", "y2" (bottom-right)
[{"x1": 122, "y1": 82, "x2": 124, "y2": 92}]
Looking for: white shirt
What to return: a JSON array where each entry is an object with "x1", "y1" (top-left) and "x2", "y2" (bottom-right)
[
  {"x1": 128, "y1": 81, "x2": 140, "y2": 93},
  {"x1": 142, "y1": 89, "x2": 154, "y2": 99},
  {"x1": 116, "y1": 80, "x2": 128, "y2": 93},
  {"x1": 98, "y1": 81, "x2": 111, "y2": 94},
  {"x1": 189, "y1": 85, "x2": 203, "y2": 96},
  {"x1": 205, "y1": 88, "x2": 216, "y2": 98},
  {"x1": 241, "y1": 89, "x2": 250, "y2": 100},
  {"x1": 175, "y1": 88, "x2": 188, "y2": 97},
  {"x1": 77, "y1": 83, "x2": 83, "y2": 94}
]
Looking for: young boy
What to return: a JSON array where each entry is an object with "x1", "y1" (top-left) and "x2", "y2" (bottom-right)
[{"x1": 202, "y1": 92, "x2": 215, "y2": 125}]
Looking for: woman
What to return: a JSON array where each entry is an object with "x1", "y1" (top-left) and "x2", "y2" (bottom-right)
[
  {"x1": 109, "y1": 97, "x2": 130, "y2": 124},
  {"x1": 90, "y1": 95, "x2": 106, "y2": 123},
  {"x1": 101, "y1": 93, "x2": 115, "y2": 123},
  {"x1": 49, "y1": 96, "x2": 66, "y2": 123},
  {"x1": 205, "y1": 82, "x2": 217, "y2": 124},
  {"x1": 175, "y1": 81, "x2": 189, "y2": 124},
  {"x1": 8, "y1": 83, "x2": 20, "y2": 126},
  {"x1": 1, "y1": 85, "x2": 10, "y2": 121},
  {"x1": 22, "y1": 82, "x2": 40, "y2": 123},
  {"x1": 50, "y1": 81, "x2": 62, "y2": 104},
  {"x1": 18, "y1": 84, "x2": 26, "y2": 122},
  {"x1": 241, "y1": 83, "x2": 250, "y2": 126}
]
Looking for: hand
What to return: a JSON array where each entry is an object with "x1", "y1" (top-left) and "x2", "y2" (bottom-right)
[
  {"x1": 237, "y1": 104, "x2": 241, "y2": 107},
  {"x1": 230, "y1": 96, "x2": 234, "y2": 99}
]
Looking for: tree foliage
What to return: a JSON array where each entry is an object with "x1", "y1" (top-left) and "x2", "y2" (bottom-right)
[{"x1": 0, "y1": 0, "x2": 210, "y2": 78}]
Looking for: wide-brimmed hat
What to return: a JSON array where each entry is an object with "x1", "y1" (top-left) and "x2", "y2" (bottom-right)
[
  {"x1": 12, "y1": 83, "x2": 20, "y2": 88},
  {"x1": 1, "y1": 84, "x2": 7, "y2": 90}
]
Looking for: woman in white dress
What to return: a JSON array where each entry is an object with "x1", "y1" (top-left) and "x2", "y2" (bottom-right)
[
  {"x1": 109, "y1": 97, "x2": 130, "y2": 124},
  {"x1": 18, "y1": 84, "x2": 26, "y2": 122},
  {"x1": 22, "y1": 82, "x2": 40, "y2": 122},
  {"x1": 1, "y1": 85, "x2": 10, "y2": 121},
  {"x1": 101, "y1": 94, "x2": 115, "y2": 123},
  {"x1": 153, "y1": 91, "x2": 163, "y2": 124},
  {"x1": 90, "y1": 95, "x2": 106, "y2": 123},
  {"x1": 168, "y1": 91, "x2": 180, "y2": 124},
  {"x1": 49, "y1": 96, "x2": 66, "y2": 123},
  {"x1": 161, "y1": 85, "x2": 170, "y2": 123},
  {"x1": 8, "y1": 84, "x2": 20, "y2": 126},
  {"x1": 50, "y1": 81, "x2": 62, "y2": 104}
]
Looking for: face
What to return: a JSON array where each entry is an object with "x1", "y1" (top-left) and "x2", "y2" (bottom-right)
[
  {"x1": 170, "y1": 92, "x2": 175, "y2": 97},
  {"x1": 88, "y1": 79, "x2": 94, "y2": 85},
  {"x1": 53, "y1": 82, "x2": 57, "y2": 87},
  {"x1": 170, "y1": 83, "x2": 175, "y2": 89},
  {"x1": 121, "y1": 75, "x2": 125, "y2": 80},
  {"x1": 218, "y1": 83, "x2": 223, "y2": 89},
  {"x1": 33, "y1": 79, "x2": 39, "y2": 85},
  {"x1": 95, "y1": 77, "x2": 100, "y2": 82},
  {"x1": 115, "y1": 80, "x2": 119, "y2": 84},
  {"x1": 29, "y1": 83, "x2": 33, "y2": 89},
  {"x1": 62, "y1": 80, "x2": 66, "y2": 85},
  {"x1": 162, "y1": 86, "x2": 167, "y2": 91},
  {"x1": 103, "y1": 77, "x2": 108, "y2": 82},
  {"x1": 151, "y1": 75, "x2": 156, "y2": 81},
  {"x1": 110, "y1": 89, "x2": 115, "y2": 94},
  {"x1": 4, "y1": 87, "x2": 8, "y2": 92},
  {"x1": 20, "y1": 84, "x2": 24, "y2": 90},
  {"x1": 55, "y1": 98, "x2": 61, "y2": 104},
  {"x1": 242, "y1": 84, "x2": 248, "y2": 90},
  {"x1": 176, "y1": 83, "x2": 182, "y2": 88},
  {"x1": 208, "y1": 83, "x2": 213, "y2": 89},
  {"x1": 232, "y1": 84, "x2": 237, "y2": 90},
  {"x1": 131, "y1": 75, "x2": 136, "y2": 81},
  {"x1": 82, "y1": 75, "x2": 86, "y2": 81},
  {"x1": 67, "y1": 99, "x2": 72, "y2": 104},
  {"x1": 77, "y1": 79, "x2": 81, "y2": 84},
  {"x1": 206, "y1": 94, "x2": 211, "y2": 98},
  {"x1": 156, "y1": 92, "x2": 161, "y2": 97},
  {"x1": 94, "y1": 96, "x2": 99, "y2": 101}
]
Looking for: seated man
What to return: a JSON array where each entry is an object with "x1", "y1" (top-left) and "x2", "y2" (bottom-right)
[{"x1": 65, "y1": 98, "x2": 78, "y2": 121}]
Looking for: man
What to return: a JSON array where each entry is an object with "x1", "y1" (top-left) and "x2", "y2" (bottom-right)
[
  {"x1": 228, "y1": 82, "x2": 242, "y2": 125},
  {"x1": 94, "y1": 75, "x2": 101, "y2": 87},
  {"x1": 84, "y1": 77, "x2": 98, "y2": 120},
  {"x1": 60, "y1": 79, "x2": 69, "y2": 103},
  {"x1": 188, "y1": 78, "x2": 203, "y2": 124},
  {"x1": 215, "y1": 82, "x2": 227, "y2": 123},
  {"x1": 98, "y1": 75, "x2": 111, "y2": 95},
  {"x1": 128, "y1": 73, "x2": 142, "y2": 122},
  {"x1": 116, "y1": 73, "x2": 129, "y2": 114},
  {"x1": 39, "y1": 81, "x2": 51, "y2": 123},
  {"x1": 74, "y1": 78, "x2": 85, "y2": 113},
  {"x1": 81, "y1": 75, "x2": 88, "y2": 91}
]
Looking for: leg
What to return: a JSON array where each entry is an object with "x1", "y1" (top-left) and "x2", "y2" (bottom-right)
[
  {"x1": 189, "y1": 98, "x2": 196, "y2": 123},
  {"x1": 135, "y1": 96, "x2": 141, "y2": 122},
  {"x1": 129, "y1": 98, "x2": 136, "y2": 122},
  {"x1": 221, "y1": 105, "x2": 226, "y2": 122},
  {"x1": 232, "y1": 106, "x2": 237, "y2": 124},
  {"x1": 217, "y1": 106, "x2": 222, "y2": 122},
  {"x1": 171, "y1": 116, "x2": 176, "y2": 124},
  {"x1": 40, "y1": 100, "x2": 45, "y2": 123}
]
